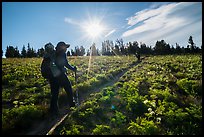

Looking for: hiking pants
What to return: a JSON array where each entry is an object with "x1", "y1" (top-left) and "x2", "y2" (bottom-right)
[{"x1": 49, "y1": 73, "x2": 74, "y2": 113}]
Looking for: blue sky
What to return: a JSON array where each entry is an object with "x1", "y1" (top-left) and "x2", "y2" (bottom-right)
[{"x1": 2, "y1": 2, "x2": 202, "y2": 57}]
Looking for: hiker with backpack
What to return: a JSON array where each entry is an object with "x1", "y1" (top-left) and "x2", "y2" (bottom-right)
[
  {"x1": 135, "y1": 52, "x2": 140, "y2": 61},
  {"x1": 41, "y1": 41, "x2": 77, "y2": 115}
]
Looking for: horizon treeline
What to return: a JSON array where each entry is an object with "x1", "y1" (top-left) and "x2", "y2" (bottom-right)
[{"x1": 3, "y1": 36, "x2": 202, "y2": 58}]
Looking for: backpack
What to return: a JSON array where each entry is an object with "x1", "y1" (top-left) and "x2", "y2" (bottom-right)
[
  {"x1": 41, "y1": 56, "x2": 62, "y2": 79},
  {"x1": 41, "y1": 57, "x2": 53, "y2": 79},
  {"x1": 41, "y1": 43, "x2": 62, "y2": 79}
]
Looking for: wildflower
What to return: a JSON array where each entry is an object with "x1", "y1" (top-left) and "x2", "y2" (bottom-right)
[
  {"x1": 143, "y1": 100, "x2": 148, "y2": 104},
  {"x1": 148, "y1": 108, "x2": 152, "y2": 112},
  {"x1": 149, "y1": 111, "x2": 155, "y2": 115},
  {"x1": 156, "y1": 117, "x2": 161, "y2": 123}
]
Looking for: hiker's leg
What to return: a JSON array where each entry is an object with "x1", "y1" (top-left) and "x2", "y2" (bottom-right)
[
  {"x1": 59, "y1": 74, "x2": 75, "y2": 107},
  {"x1": 49, "y1": 78, "x2": 60, "y2": 114}
]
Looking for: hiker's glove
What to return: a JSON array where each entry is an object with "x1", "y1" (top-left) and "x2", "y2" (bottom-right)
[{"x1": 74, "y1": 66, "x2": 77, "y2": 72}]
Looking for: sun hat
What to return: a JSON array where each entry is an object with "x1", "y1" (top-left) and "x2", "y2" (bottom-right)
[{"x1": 56, "y1": 41, "x2": 70, "y2": 49}]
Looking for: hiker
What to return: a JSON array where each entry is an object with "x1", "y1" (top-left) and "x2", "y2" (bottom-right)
[
  {"x1": 41, "y1": 43, "x2": 58, "y2": 80},
  {"x1": 135, "y1": 52, "x2": 140, "y2": 61},
  {"x1": 48, "y1": 41, "x2": 77, "y2": 115},
  {"x1": 44, "y1": 42, "x2": 55, "y2": 61}
]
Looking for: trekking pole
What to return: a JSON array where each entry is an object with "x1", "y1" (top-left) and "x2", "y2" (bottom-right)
[{"x1": 75, "y1": 70, "x2": 79, "y2": 106}]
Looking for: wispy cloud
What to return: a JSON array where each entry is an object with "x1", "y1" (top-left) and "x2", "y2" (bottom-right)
[
  {"x1": 64, "y1": 17, "x2": 81, "y2": 26},
  {"x1": 121, "y1": 2, "x2": 202, "y2": 46},
  {"x1": 149, "y1": 2, "x2": 172, "y2": 9}
]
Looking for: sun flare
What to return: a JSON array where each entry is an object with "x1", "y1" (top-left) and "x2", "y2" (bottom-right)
[{"x1": 83, "y1": 20, "x2": 105, "y2": 39}]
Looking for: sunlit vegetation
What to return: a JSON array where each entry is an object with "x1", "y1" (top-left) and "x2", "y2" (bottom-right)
[
  {"x1": 53, "y1": 55, "x2": 202, "y2": 135},
  {"x1": 2, "y1": 56, "x2": 136, "y2": 134},
  {"x1": 2, "y1": 55, "x2": 202, "y2": 135}
]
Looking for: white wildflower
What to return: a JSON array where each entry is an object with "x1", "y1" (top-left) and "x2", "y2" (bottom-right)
[
  {"x1": 150, "y1": 111, "x2": 155, "y2": 115},
  {"x1": 143, "y1": 100, "x2": 148, "y2": 104},
  {"x1": 148, "y1": 108, "x2": 152, "y2": 112},
  {"x1": 156, "y1": 117, "x2": 161, "y2": 123}
]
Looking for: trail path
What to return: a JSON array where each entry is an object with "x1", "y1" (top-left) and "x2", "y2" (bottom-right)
[{"x1": 25, "y1": 58, "x2": 144, "y2": 135}]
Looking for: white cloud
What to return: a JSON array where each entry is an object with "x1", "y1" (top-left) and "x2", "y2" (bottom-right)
[
  {"x1": 149, "y1": 2, "x2": 172, "y2": 9},
  {"x1": 126, "y1": 3, "x2": 177, "y2": 28},
  {"x1": 121, "y1": 2, "x2": 202, "y2": 47},
  {"x1": 64, "y1": 17, "x2": 81, "y2": 26}
]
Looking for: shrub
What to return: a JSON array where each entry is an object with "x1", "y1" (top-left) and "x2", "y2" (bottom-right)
[{"x1": 127, "y1": 117, "x2": 159, "y2": 135}]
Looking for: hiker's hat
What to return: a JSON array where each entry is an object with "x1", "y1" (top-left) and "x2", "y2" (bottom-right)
[{"x1": 56, "y1": 41, "x2": 70, "y2": 50}]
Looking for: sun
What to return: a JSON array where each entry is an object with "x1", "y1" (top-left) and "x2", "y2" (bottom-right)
[
  {"x1": 82, "y1": 20, "x2": 105, "y2": 39},
  {"x1": 85, "y1": 23, "x2": 104, "y2": 38}
]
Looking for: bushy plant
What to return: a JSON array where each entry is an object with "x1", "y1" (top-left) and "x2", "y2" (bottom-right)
[
  {"x1": 92, "y1": 125, "x2": 111, "y2": 135},
  {"x1": 60, "y1": 125, "x2": 84, "y2": 135},
  {"x1": 127, "y1": 117, "x2": 159, "y2": 135},
  {"x1": 2, "y1": 105, "x2": 46, "y2": 134}
]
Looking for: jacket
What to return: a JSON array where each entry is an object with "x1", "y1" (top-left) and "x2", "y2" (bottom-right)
[{"x1": 55, "y1": 52, "x2": 75, "y2": 73}]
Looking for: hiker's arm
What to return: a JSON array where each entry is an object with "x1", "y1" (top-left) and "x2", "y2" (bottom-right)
[{"x1": 64, "y1": 54, "x2": 76, "y2": 71}]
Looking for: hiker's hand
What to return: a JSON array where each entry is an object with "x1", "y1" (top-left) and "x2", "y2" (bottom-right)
[{"x1": 74, "y1": 66, "x2": 77, "y2": 72}]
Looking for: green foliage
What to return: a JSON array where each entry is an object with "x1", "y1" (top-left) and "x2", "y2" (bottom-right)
[
  {"x1": 176, "y1": 78, "x2": 201, "y2": 96},
  {"x1": 163, "y1": 108, "x2": 192, "y2": 135},
  {"x1": 110, "y1": 111, "x2": 127, "y2": 127},
  {"x1": 2, "y1": 55, "x2": 202, "y2": 135},
  {"x1": 2, "y1": 105, "x2": 46, "y2": 134},
  {"x1": 60, "y1": 125, "x2": 84, "y2": 135},
  {"x1": 92, "y1": 125, "x2": 111, "y2": 135},
  {"x1": 127, "y1": 117, "x2": 159, "y2": 135},
  {"x1": 99, "y1": 87, "x2": 115, "y2": 105}
]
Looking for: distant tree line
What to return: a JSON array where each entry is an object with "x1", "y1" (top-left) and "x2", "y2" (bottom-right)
[
  {"x1": 3, "y1": 42, "x2": 88, "y2": 58},
  {"x1": 3, "y1": 36, "x2": 202, "y2": 58},
  {"x1": 68, "y1": 46, "x2": 86, "y2": 56},
  {"x1": 4, "y1": 43, "x2": 44, "y2": 58},
  {"x1": 100, "y1": 36, "x2": 202, "y2": 56}
]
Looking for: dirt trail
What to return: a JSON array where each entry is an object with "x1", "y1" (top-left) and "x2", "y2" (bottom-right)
[
  {"x1": 25, "y1": 58, "x2": 144, "y2": 135},
  {"x1": 25, "y1": 105, "x2": 70, "y2": 135}
]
